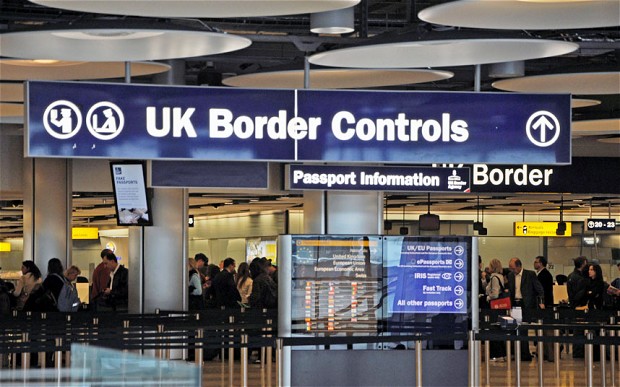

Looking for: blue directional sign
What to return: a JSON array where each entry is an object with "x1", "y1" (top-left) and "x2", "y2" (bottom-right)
[
  {"x1": 26, "y1": 81, "x2": 571, "y2": 164},
  {"x1": 386, "y1": 236, "x2": 470, "y2": 314}
]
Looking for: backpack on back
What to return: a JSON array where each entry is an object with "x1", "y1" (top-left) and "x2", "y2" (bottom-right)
[{"x1": 54, "y1": 274, "x2": 80, "y2": 312}]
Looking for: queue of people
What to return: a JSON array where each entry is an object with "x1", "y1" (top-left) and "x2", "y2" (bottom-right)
[
  {"x1": 187, "y1": 253, "x2": 278, "y2": 311},
  {"x1": 480, "y1": 255, "x2": 620, "y2": 362},
  {"x1": 0, "y1": 258, "x2": 83, "y2": 314}
]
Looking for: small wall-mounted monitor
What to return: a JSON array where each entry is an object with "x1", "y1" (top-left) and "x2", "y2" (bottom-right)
[
  {"x1": 419, "y1": 213, "x2": 440, "y2": 231},
  {"x1": 110, "y1": 161, "x2": 153, "y2": 226}
]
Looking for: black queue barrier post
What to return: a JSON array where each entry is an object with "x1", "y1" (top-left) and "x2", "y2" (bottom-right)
[
  {"x1": 586, "y1": 330, "x2": 594, "y2": 387},
  {"x1": 537, "y1": 320, "x2": 544, "y2": 387},
  {"x1": 55, "y1": 338, "x2": 63, "y2": 371},
  {"x1": 515, "y1": 329, "x2": 522, "y2": 387},
  {"x1": 65, "y1": 314, "x2": 72, "y2": 367},
  {"x1": 610, "y1": 317, "x2": 616, "y2": 387},
  {"x1": 275, "y1": 338, "x2": 283, "y2": 387},
  {"x1": 266, "y1": 317, "x2": 273, "y2": 379},
  {"x1": 228, "y1": 314, "x2": 235, "y2": 387},
  {"x1": 554, "y1": 311, "x2": 561, "y2": 381},
  {"x1": 123, "y1": 320, "x2": 130, "y2": 353},
  {"x1": 240, "y1": 334, "x2": 248, "y2": 387},
  {"x1": 417, "y1": 334, "x2": 424, "y2": 387},
  {"x1": 483, "y1": 315, "x2": 490, "y2": 387},
  {"x1": 39, "y1": 312, "x2": 47, "y2": 369},
  {"x1": 20, "y1": 332, "x2": 29, "y2": 371},
  {"x1": 506, "y1": 310, "x2": 512, "y2": 370},
  {"x1": 601, "y1": 328, "x2": 607, "y2": 387}
]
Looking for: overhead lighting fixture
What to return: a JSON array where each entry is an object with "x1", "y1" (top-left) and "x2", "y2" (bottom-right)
[
  {"x1": 308, "y1": 39, "x2": 578, "y2": 69},
  {"x1": 556, "y1": 194, "x2": 566, "y2": 236},
  {"x1": 399, "y1": 204, "x2": 408, "y2": 235},
  {"x1": 222, "y1": 69, "x2": 453, "y2": 89},
  {"x1": 0, "y1": 27, "x2": 251, "y2": 61},
  {"x1": 29, "y1": 0, "x2": 361, "y2": 18},
  {"x1": 419, "y1": 193, "x2": 440, "y2": 231},
  {"x1": 311, "y1": 6, "x2": 355, "y2": 34},
  {"x1": 418, "y1": 0, "x2": 619, "y2": 30}
]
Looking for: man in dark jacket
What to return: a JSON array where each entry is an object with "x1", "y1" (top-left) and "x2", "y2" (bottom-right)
[
  {"x1": 534, "y1": 255, "x2": 554, "y2": 361},
  {"x1": 211, "y1": 257, "x2": 241, "y2": 308},
  {"x1": 507, "y1": 257, "x2": 545, "y2": 361},
  {"x1": 567, "y1": 256, "x2": 589, "y2": 308},
  {"x1": 101, "y1": 251, "x2": 128, "y2": 312}
]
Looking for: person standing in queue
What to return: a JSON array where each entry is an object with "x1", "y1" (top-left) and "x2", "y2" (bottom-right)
[
  {"x1": 507, "y1": 257, "x2": 545, "y2": 362},
  {"x1": 188, "y1": 258, "x2": 204, "y2": 311},
  {"x1": 534, "y1": 255, "x2": 554, "y2": 362},
  {"x1": 90, "y1": 249, "x2": 112, "y2": 310},
  {"x1": 101, "y1": 251, "x2": 128, "y2": 312},
  {"x1": 567, "y1": 256, "x2": 589, "y2": 309},
  {"x1": 13, "y1": 260, "x2": 43, "y2": 310},
  {"x1": 211, "y1": 257, "x2": 241, "y2": 308}
]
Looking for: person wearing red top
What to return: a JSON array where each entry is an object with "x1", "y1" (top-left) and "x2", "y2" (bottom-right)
[{"x1": 90, "y1": 249, "x2": 112, "y2": 308}]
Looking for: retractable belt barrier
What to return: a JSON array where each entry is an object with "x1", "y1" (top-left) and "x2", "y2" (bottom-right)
[{"x1": 1, "y1": 308, "x2": 618, "y2": 356}]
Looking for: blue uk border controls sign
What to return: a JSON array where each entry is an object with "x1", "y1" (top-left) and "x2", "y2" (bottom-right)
[{"x1": 26, "y1": 81, "x2": 571, "y2": 165}]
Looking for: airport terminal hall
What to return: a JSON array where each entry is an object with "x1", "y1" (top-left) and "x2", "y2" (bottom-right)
[{"x1": 1, "y1": 0, "x2": 619, "y2": 386}]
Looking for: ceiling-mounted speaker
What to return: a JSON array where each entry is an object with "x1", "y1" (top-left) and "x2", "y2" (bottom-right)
[
  {"x1": 384, "y1": 220, "x2": 393, "y2": 231},
  {"x1": 473, "y1": 221, "x2": 484, "y2": 231},
  {"x1": 556, "y1": 221, "x2": 566, "y2": 236},
  {"x1": 399, "y1": 226, "x2": 409, "y2": 235},
  {"x1": 419, "y1": 213, "x2": 440, "y2": 231}
]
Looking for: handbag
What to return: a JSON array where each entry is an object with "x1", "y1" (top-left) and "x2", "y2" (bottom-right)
[
  {"x1": 490, "y1": 295, "x2": 511, "y2": 310},
  {"x1": 489, "y1": 276, "x2": 511, "y2": 310}
]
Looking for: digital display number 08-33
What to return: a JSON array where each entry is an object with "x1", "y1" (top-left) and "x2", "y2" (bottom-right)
[{"x1": 586, "y1": 218, "x2": 616, "y2": 231}]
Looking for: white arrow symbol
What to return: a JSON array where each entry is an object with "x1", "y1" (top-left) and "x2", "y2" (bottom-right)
[{"x1": 532, "y1": 116, "x2": 555, "y2": 142}]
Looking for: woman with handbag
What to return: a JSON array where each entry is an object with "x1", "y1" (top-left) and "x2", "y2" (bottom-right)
[
  {"x1": 13, "y1": 261, "x2": 43, "y2": 310},
  {"x1": 485, "y1": 259, "x2": 507, "y2": 360}
]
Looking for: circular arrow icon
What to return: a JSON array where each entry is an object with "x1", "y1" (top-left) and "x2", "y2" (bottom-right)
[{"x1": 526, "y1": 110, "x2": 561, "y2": 147}]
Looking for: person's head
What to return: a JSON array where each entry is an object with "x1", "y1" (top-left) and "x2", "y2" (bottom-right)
[
  {"x1": 617, "y1": 262, "x2": 620, "y2": 272},
  {"x1": 103, "y1": 251, "x2": 118, "y2": 271},
  {"x1": 478, "y1": 255, "x2": 483, "y2": 270},
  {"x1": 237, "y1": 262, "x2": 250, "y2": 278},
  {"x1": 533, "y1": 256, "x2": 547, "y2": 271},
  {"x1": 223, "y1": 257, "x2": 236, "y2": 272},
  {"x1": 206, "y1": 264, "x2": 220, "y2": 279},
  {"x1": 588, "y1": 264, "x2": 603, "y2": 281},
  {"x1": 188, "y1": 258, "x2": 197, "y2": 270},
  {"x1": 47, "y1": 258, "x2": 64, "y2": 275},
  {"x1": 489, "y1": 259, "x2": 503, "y2": 274},
  {"x1": 574, "y1": 256, "x2": 588, "y2": 272},
  {"x1": 249, "y1": 258, "x2": 263, "y2": 280},
  {"x1": 508, "y1": 257, "x2": 522, "y2": 275},
  {"x1": 65, "y1": 265, "x2": 81, "y2": 282},
  {"x1": 194, "y1": 253, "x2": 208, "y2": 269},
  {"x1": 21, "y1": 260, "x2": 42, "y2": 280},
  {"x1": 100, "y1": 249, "x2": 112, "y2": 259}
]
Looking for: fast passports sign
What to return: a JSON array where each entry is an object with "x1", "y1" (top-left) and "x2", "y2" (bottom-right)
[{"x1": 26, "y1": 81, "x2": 571, "y2": 164}]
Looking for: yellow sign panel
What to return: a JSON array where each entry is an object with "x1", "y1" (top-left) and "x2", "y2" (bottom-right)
[
  {"x1": 514, "y1": 222, "x2": 572, "y2": 237},
  {"x1": 0, "y1": 242, "x2": 11, "y2": 252},
  {"x1": 72, "y1": 227, "x2": 99, "y2": 240}
]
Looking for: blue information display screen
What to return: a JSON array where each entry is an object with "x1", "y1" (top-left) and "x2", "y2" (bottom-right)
[
  {"x1": 288, "y1": 235, "x2": 472, "y2": 336},
  {"x1": 385, "y1": 236, "x2": 470, "y2": 314}
]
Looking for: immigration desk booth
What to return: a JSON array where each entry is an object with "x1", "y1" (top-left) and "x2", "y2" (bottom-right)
[{"x1": 277, "y1": 234, "x2": 476, "y2": 387}]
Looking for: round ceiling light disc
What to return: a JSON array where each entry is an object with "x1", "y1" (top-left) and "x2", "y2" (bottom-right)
[
  {"x1": 0, "y1": 29, "x2": 251, "y2": 61},
  {"x1": 418, "y1": 0, "x2": 620, "y2": 30},
  {"x1": 572, "y1": 119, "x2": 620, "y2": 136},
  {"x1": 308, "y1": 39, "x2": 578, "y2": 68},
  {"x1": 571, "y1": 98, "x2": 601, "y2": 109},
  {"x1": 222, "y1": 69, "x2": 454, "y2": 89},
  {"x1": 0, "y1": 83, "x2": 24, "y2": 102},
  {"x1": 493, "y1": 72, "x2": 620, "y2": 95},
  {"x1": 29, "y1": 0, "x2": 360, "y2": 18},
  {"x1": 0, "y1": 60, "x2": 170, "y2": 81}
]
